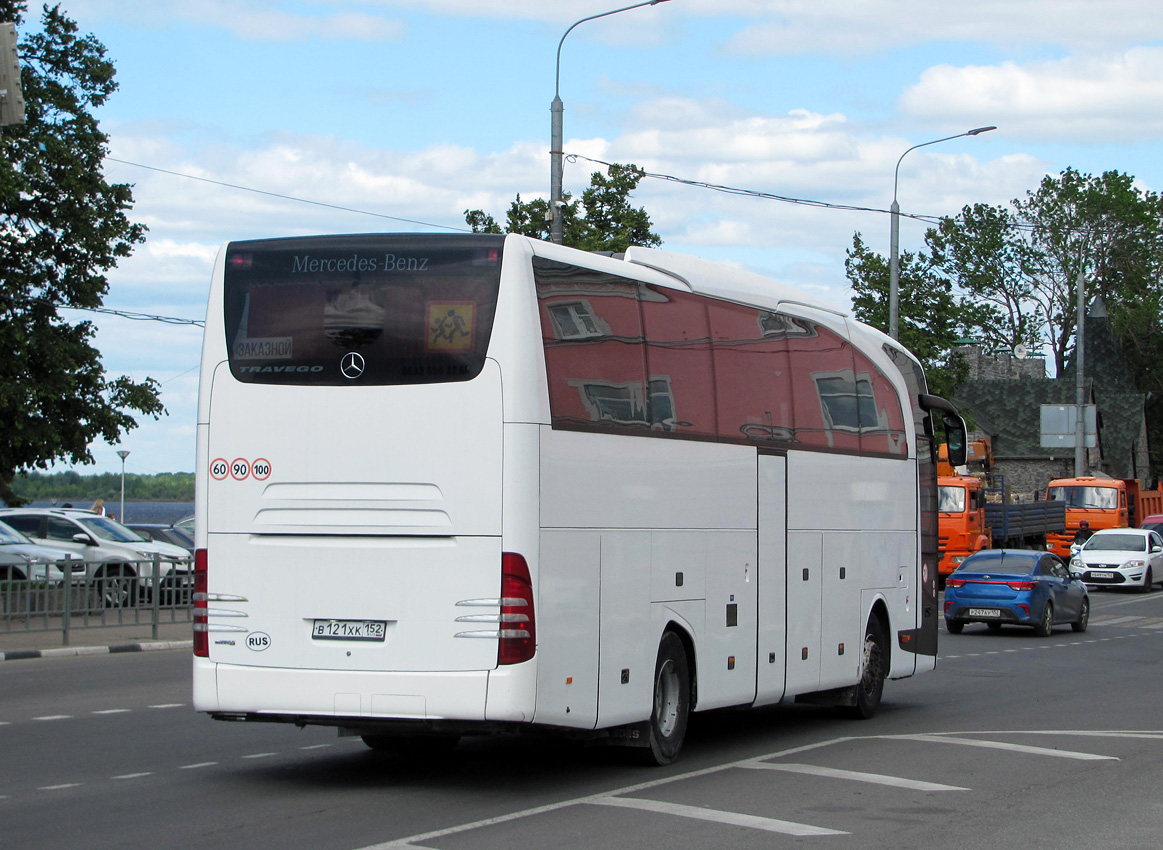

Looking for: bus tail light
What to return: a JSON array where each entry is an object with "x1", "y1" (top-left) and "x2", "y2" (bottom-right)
[
  {"x1": 193, "y1": 548, "x2": 208, "y2": 657},
  {"x1": 498, "y1": 552, "x2": 536, "y2": 666}
]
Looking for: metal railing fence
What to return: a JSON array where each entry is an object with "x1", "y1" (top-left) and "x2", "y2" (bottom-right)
[{"x1": 0, "y1": 554, "x2": 193, "y2": 646}]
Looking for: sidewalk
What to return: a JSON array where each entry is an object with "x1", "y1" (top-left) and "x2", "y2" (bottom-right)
[{"x1": 0, "y1": 620, "x2": 192, "y2": 661}]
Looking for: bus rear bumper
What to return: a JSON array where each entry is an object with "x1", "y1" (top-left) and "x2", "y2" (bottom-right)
[{"x1": 193, "y1": 657, "x2": 536, "y2": 725}]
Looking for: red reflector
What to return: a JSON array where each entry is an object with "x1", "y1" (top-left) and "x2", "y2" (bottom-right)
[
  {"x1": 498, "y1": 552, "x2": 535, "y2": 666},
  {"x1": 193, "y1": 548, "x2": 208, "y2": 658}
]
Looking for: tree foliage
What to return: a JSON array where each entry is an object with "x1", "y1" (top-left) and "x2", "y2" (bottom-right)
[
  {"x1": 848, "y1": 167, "x2": 1163, "y2": 480},
  {"x1": 465, "y1": 162, "x2": 661, "y2": 253},
  {"x1": 845, "y1": 233, "x2": 968, "y2": 399},
  {"x1": 12, "y1": 470, "x2": 194, "y2": 502},
  {"x1": 0, "y1": 3, "x2": 162, "y2": 506}
]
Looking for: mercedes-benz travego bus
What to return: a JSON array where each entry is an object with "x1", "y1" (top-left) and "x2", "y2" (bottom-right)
[{"x1": 193, "y1": 232, "x2": 966, "y2": 765}]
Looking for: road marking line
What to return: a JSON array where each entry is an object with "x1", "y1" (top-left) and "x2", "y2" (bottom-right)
[
  {"x1": 894, "y1": 734, "x2": 1117, "y2": 760},
  {"x1": 33, "y1": 715, "x2": 72, "y2": 721},
  {"x1": 39, "y1": 784, "x2": 81, "y2": 791},
  {"x1": 300, "y1": 744, "x2": 331, "y2": 750},
  {"x1": 112, "y1": 772, "x2": 153, "y2": 780},
  {"x1": 1091, "y1": 616, "x2": 1143, "y2": 625},
  {"x1": 93, "y1": 709, "x2": 132, "y2": 715},
  {"x1": 242, "y1": 752, "x2": 276, "y2": 759},
  {"x1": 742, "y1": 762, "x2": 969, "y2": 791},
  {"x1": 180, "y1": 762, "x2": 218, "y2": 769},
  {"x1": 149, "y1": 704, "x2": 185, "y2": 709},
  {"x1": 587, "y1": 797, "x2": 847, "y2": 836}
]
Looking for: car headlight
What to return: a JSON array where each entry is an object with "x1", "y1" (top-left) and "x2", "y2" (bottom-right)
[{"x1": 1126, "y1": 559, "x2": 1145, "y2": 569}]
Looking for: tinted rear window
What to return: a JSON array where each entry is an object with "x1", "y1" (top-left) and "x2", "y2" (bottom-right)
[
  {"x1": 224, "y1": 234, "x2": 504, "y2": 386},
  {"x1": 958, "y1": 553, "x2": 1036, "y2": 575}
]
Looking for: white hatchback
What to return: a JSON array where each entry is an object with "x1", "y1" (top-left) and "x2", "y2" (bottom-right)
[{"x1": 1070, "y1": 528, "x2": 1163, "y2": 591}]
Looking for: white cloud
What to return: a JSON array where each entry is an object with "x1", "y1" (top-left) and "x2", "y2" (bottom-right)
[
  {"x1": 900, "y1": 48, "x2": 1163, "y2": 141},
  {"x1": 717, "y1": 0, "x2": 1163, "y2": 55}
]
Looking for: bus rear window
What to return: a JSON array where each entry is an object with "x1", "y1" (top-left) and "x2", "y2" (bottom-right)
[{"x1": 223, "y1": 234, "x2": 504, "y2": 386}]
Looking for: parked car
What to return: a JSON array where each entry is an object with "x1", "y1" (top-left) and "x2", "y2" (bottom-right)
[
  {"x1": 1070, "y1": 527, "x2": 1163, "y2": 592},
  {"x1": 127, "y1": 523, "x2": 195, "y2": 551},
  {"x1": 0, "y1": 508, "x2": 192, "y2": 606},
  {"x1": 1140, "y1": 514, "x2": 1163, "y2": 535},
  {"x1": 0, "y1": 520, "x2": 86, "y2": 581},
  {"x1": 944, "y1": 549, "x2": 1089, "y2": 636}
]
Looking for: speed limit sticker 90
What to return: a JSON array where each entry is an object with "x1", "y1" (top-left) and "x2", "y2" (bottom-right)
[{"x1": 210, "y1": 457, "x2": 271, "y2": 481}]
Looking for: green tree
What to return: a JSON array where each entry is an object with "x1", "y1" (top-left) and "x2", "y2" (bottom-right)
[
  {"x1": 0, "y1": 3, "x2": 162, "y2": 506},
  {"x1": 465, "y1": 163, "x2": 660, "y2": 253},
  {"x1": 845, "y1": 233, "x2": 969, "y2": 399}
]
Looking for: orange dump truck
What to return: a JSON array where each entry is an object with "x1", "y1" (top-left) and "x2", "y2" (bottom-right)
[
  {"x1": 1044, "y1": 477, "x2": 1163, "y2": 557},
  {"x1": 938, "y1": 475, "x2": 1066, "y2": 579}
]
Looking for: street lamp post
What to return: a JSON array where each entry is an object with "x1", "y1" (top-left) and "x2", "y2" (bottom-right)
[
  {"x1": 888, "y1": 125, "x2": 996, "y2": 339},
  {"x1": 117, "y1": 450, "x2": 130, "y2": 522},
  {"x1": 549, "y1": 0, "x2": 671, "y2": 245}
]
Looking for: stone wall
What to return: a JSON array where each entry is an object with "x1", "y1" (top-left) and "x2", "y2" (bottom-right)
[{"x1": 957, "y1": 345, "x2": 1046, "y2": 381}]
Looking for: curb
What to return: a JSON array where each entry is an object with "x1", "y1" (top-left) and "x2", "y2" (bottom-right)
[{"x1": 0, "y1": 640, "x2": 192, "y2": 662}]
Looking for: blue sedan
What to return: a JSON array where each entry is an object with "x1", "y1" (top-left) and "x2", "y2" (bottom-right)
[{"x1": 944, "y1": 549, "x2": 1089, "y2": 636}]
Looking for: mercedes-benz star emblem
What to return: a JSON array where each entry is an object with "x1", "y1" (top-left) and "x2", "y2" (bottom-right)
[{"x1": 340, "y1": 352, "x2": 366, "y2": 379}]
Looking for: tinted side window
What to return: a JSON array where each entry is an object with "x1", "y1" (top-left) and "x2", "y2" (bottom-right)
[
  {"x1": 707, "y1": 300, "x2": 796, "y2": 446},
  {"x1": 536, "y1": 260, "x2": 650, "y2": 433},
  {"x1": 46, "y1": 518, "x2": 80, "y2": 542},
  {"x1": 641, "y1": 285, "x2": 717, "y2": 439},
  {"x1": 3, "y1": 515, "x2": 42, "y2": 537}
]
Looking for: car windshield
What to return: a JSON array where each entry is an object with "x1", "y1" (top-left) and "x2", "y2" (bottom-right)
[
  {"x1": 1084, "y1": 533, "x2": 1146, "y2": 552},
  {"x1": 957, "y1": 554, "x2": 1036, "y2": 575},
  {"x1": 0, "y1": 521, "x2": 31, "y2": 545},
  {"x1": 1047, "y1": 485, "x2": 1119, "y2": 509},
  {"x1": 938, "y1": 486, "x2": 966, "y2": 513},
  {"x1": 76, "y1": 516, "x2": 148, "y2": 543}
]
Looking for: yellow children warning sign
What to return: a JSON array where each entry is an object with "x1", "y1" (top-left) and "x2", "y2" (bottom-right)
[{"x1": 427, "y1": 302, "x2": 475, "y2": 351}]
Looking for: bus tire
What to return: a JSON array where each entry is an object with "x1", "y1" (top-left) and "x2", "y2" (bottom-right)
[
  {"x1": 845, "y1": 617, "x2": 886, "y2": 719},
  {"x1": 641, "y1": 631, "x2": 691, "y2": 766}
]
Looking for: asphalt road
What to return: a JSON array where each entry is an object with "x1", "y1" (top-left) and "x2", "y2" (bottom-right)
[{"x1": 4, "y1": 587, "x2": 1163, "y2": 850}]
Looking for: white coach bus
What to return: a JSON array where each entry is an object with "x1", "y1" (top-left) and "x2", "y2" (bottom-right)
[{"x1": 193, "y1": 232, "x2": 966, "y2": 764}]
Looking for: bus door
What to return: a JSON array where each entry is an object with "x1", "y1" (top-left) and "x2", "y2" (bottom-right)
[{"x1": 755, "y1": 451, "x2": 788, "y2": 705}]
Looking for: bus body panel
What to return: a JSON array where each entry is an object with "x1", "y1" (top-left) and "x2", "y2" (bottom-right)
[
  {"x1": 755, "y1": 453, "x2": 788, "y2": 707},
  {"x1": 201, "y1": 533, "x2": 503, "y2": 673},
  {"x1": 539, "y1": 429, "x2": 756, "y2": 531},
  {"x1": 205, "y1": 360, "x2": 504, "y2": 539},
  {"x1": 209, "y1": 663, "x2": 492, "y2": 720}
]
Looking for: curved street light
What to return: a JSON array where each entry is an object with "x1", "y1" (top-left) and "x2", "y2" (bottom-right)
[
  {"x1": 888, "y1": 125, "x2": 996, "y2": 339},
  {"x1": 550, "y1": 0, "x2": 671, "y2": 245}
]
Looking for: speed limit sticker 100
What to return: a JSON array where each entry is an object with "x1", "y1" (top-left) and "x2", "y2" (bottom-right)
[{"x1": 210, "y1": 458, "x2": 272, "y2": 481}]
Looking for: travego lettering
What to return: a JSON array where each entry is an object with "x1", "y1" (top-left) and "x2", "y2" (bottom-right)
[{"x1": 239, "y1": 365, "x2": 325, "y2": 373}]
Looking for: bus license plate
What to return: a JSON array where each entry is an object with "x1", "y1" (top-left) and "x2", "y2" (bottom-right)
[
  {"x1": 967, "y1": 608, "x2": 1001, "y2": 618},
  {"x1": 312, "y1": 620, "x2": 387, "y2": 641}
]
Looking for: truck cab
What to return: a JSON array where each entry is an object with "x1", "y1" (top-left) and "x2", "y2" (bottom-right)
[
  {"x1": 938, "y1": 476, "x2": 990, "y2": 579},
  {"x1": 1045, "y1": 476, "x2": 1128, "y2": 557}
]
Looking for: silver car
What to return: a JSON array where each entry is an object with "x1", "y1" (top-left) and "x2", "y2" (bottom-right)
[
  {"x1": 1070, "y1": 528, "x2": 1163, "y2": 592},
  {"x1": 0, "y1": 519, "x2": 86, "y2": 581}
]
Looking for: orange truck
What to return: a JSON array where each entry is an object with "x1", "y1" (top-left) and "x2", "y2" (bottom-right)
[
  {"x1": 1044, "y1": 477, "x2": 1163, "y2": 557},
  {"x1": 938, "y1": 475, "x2": 1066, "y2": 579}
]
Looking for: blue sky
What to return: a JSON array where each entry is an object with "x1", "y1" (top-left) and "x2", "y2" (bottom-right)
[{"x1": 23, "y1": 0, "x2": 1163, "y2": 476}]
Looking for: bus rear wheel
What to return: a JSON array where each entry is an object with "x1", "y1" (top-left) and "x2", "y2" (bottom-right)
[{"x1": 640, "y1": 631, "x2": 691, "y2": 766}]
